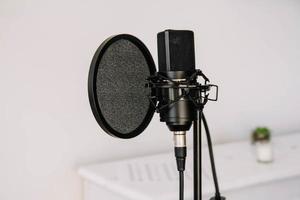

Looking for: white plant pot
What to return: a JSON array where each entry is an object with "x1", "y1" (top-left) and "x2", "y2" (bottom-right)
[{"x1": 255, "y1": 140, "x2": 273, "y2": 163}]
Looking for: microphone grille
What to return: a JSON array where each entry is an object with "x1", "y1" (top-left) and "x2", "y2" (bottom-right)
[{"x1": 157, "y1": 30, "x2": 195, "y2": 72}]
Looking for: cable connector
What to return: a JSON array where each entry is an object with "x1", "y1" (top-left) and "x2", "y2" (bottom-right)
[
  {"x1": 173, "y1": 131, "x2": 186, "y2": 200},
  {"x1": 173, "y1": 131, "x2": 187, "y2": 172}
]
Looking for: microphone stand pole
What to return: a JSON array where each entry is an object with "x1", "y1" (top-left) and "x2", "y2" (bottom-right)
[{"x1": 193, "y1": 108, "x2": 202, "y2": 200}]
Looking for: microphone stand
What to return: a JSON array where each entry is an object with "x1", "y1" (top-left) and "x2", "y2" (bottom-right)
[
  {"x1": 147, "y1": 69, "x2": 223, "y2": 200},
  {"x1": 194, "y1": 109, "x2": 202, "y2": 200},
  {"x1": 192, "y1": 76, "x2": 225, "y2": 200}
]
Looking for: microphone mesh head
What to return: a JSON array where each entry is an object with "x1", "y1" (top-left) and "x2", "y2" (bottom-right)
[{"x1": 88, "y1": 35, "x2": 156, "y2": 138}]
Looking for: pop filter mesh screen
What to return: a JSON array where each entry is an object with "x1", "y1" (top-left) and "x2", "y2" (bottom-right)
[{"x1": 96, "y1": 39, "x2": 151, "y2": 134}]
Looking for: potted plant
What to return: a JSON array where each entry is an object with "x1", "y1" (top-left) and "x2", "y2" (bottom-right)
[{"x1": 252, "y1": 127, "x2": 273, "y2": 163}]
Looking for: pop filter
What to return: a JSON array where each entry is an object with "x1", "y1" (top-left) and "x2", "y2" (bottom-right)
[{"x1": 88, "y1": 34, "x2": 156, "y2": 139}]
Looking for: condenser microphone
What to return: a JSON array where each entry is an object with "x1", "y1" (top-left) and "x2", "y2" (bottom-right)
[
  {"x1": 152, "y1": 30, "x2": 198, "y2": 175},
  {"x1": 157, "y1": 30, "x2": 197, "y2": 132}
]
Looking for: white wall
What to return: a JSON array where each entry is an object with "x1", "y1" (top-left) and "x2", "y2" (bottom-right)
[{"x1": 0, "y1": 0, "x2": 300, "y2": 200}]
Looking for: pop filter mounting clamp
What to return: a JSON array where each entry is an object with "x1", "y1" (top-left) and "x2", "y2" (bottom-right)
[{"x1": 147, "y1": 69, "x2": 225, "y2": 200}]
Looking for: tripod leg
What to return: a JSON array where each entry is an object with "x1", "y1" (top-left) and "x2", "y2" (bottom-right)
[{"x1": 193, "y1": 109, "x2": 202, "y2": 200}]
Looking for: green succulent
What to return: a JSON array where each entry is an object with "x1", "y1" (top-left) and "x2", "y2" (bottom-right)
[{"x1": 252, "y1": 127, "x2": 271, "y2": 143}]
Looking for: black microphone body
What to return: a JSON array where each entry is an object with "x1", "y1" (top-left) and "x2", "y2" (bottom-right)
[{"x1": 157, "y1": 30, "x2": 197, "y2": 132}]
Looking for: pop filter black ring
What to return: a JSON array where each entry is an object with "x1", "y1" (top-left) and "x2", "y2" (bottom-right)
[{"x1": 88, "y1": 34, "x2": 157, "y2": 139}]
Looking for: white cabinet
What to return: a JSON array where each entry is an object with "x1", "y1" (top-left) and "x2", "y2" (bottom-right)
[{"x1": 79, "y1": 133, "x2": 300, "y2": 200}]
